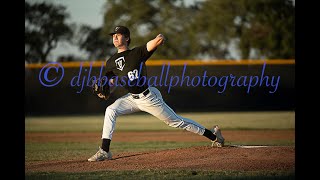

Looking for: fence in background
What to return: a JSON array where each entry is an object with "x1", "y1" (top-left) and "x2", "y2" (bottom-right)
[{"x1": 25, "y1": 60, "x2": 295, "y2": 116}]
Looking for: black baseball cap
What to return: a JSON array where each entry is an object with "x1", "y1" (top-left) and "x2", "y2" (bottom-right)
[{"x1": 109, "y1": 26, "x2": 130, "y2": 36}]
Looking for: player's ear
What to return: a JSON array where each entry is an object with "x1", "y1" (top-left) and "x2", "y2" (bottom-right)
[{"x1": 126, "y1": 37, "x2": 131, "y2": 46}]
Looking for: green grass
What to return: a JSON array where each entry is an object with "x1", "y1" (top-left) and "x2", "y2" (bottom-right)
[
  {"x1": 25, "y1": 111, "x2": 295, "y2": 132},
  {"x1": 25, "y1": 170, "x2": 295, "y2": 180}
]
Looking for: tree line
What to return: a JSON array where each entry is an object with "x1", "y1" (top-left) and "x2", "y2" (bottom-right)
[{"x1": 25, "y1": 0, "x2": 295, "y2": 63}]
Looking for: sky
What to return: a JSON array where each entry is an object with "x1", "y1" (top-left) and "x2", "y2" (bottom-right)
[
  {"x1": 27, "y1": 0, "x2": 203, "y2": 61},
  {"x1": 50, "y1": 0, "x2": 106, "y2": 61}
]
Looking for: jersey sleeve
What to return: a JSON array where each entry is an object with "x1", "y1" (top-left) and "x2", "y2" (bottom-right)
[
  {"x1": 136, "y1": 45, "x2": 156, "y2": 62},
  {"x1": 105, "y1": 58, "x2": 116, "y2": 79}
]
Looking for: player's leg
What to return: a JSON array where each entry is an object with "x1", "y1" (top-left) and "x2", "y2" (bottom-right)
[
  {"x1": 137, "y1": 87, "x2": 205, "y2": 134},
  {"x1": 88, "y1": 93, "x2": 140, "y2": 162},
  {"x1": 102, "y1": 93, "x2": 139, "y2": 140},
  {"x1": 137, "y1": 87, "x2": 224, "y2": 146}
]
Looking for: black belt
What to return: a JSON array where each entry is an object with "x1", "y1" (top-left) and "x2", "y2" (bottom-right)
[{"x1": 131, "y1": 89, "x2": 150, "y2": 99}]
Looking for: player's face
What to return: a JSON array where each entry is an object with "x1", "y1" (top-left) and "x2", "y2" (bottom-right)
[{"x1": 113, "y1": 33, "x2": 127, "y2": 47}]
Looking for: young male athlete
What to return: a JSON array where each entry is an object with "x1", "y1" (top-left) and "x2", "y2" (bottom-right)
[{"x1": 88, "y1": 26, "x2": 225, "y2": 162}]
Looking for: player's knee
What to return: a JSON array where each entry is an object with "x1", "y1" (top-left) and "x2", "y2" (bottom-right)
[
  {"x1": 165, "y1": 119, "x2": 184, "y2": 128},
  {"x1": 105, "y1": 107, "x2": 118, "y2": 118}
]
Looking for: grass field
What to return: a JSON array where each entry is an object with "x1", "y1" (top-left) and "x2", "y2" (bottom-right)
[
  {"x1": 26, "y1": 170, "x2": 295, "y2": 180},
  {"x1": 25, "y1": 111, "x2": 295, "y2": 132},
  {"x1": 25, "y1": 111, "x2": 295, "y2": 179}
]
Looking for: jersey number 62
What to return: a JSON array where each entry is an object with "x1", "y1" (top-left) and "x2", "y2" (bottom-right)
[{"x1": 127, "y1": 69, "x2": 139, "y2": 81}]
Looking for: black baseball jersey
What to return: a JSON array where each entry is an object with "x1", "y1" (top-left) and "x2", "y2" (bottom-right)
[{"x1": 105, "y1": 45, "x2": 156, "y2": 94}]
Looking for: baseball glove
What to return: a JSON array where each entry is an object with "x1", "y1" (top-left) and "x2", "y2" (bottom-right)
[{"x1": 92, "y1": 78, "x2": 110, "y2": 100}]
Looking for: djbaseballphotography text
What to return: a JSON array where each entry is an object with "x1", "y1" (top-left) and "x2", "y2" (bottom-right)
[{"x1": 38, "y1": 62, "x2": 280, "y2": 94}]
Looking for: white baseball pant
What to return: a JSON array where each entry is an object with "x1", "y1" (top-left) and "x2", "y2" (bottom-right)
[{"x1": 102, "y1": 87, "x2": 206, "y2": 139}]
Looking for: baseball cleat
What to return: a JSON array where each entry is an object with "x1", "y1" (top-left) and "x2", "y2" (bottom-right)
[
  {"x1": 88, "y1": 147, "x2": 112, "y2": 162},
  {"x1": 211, "y1": 125, "x2": 225, "y2": 147}
]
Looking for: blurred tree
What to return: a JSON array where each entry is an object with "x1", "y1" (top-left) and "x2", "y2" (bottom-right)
[
  {"x1": 76, "y1": 25, "x2": 115, "y2": 61},
  {"x1": 194, "y1": 0, "x2": 295, "y2": 59},
  {"x1": 101, "y1": 0, "x2": 198, "y2": 60},
  {"x1": 56, "y1": 54, "x2": 86, "y2": 62},
  {"x1": 96, "y1": 0, "x2": 294, "y2": 60},
  {"x1": 25, "y1": 2, "x2": 73, "y2": 63}
]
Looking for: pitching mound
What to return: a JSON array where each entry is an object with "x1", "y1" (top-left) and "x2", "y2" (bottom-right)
[{"x1": 26, "y1": 145, "x2": 294, "y2": 173}]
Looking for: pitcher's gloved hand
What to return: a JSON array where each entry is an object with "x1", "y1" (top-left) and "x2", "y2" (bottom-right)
[{"x1": 92, "y1": 78, "x2": 110, "y2": 100}]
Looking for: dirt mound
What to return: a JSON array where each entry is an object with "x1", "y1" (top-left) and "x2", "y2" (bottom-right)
[{"x1": 25, "y1": 146, "x2": 294, "y2": 172}]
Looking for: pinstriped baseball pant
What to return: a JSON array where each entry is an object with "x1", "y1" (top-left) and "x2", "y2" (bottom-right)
[{"x1": 102, "y1": 87, "x2": 206, "y2": 139}]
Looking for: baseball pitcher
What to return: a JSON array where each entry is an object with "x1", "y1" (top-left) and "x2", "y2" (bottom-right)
[{"x1": 88, "y1": 26, "x2": 225, "y2": 162}]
